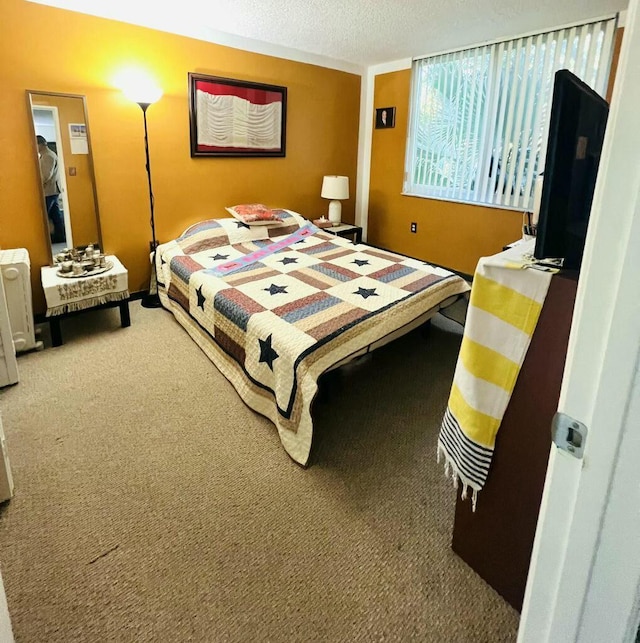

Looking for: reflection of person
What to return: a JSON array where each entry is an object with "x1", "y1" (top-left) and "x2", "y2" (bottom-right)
[
  {"x1": 36, "y1": 135, "x2": 65, "y2": 243},
  {"x1": 381, "y1": 109, "x2": 387, "y2": 126}
]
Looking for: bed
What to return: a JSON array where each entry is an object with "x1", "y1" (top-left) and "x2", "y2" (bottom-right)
[{"x1": 155, "y1": 210, "x2": 470, "y2": 465}]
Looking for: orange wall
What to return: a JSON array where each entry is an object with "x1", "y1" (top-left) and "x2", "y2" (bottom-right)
[
  {"x1": 0, "y1": 0, "x2": 360, "y2": 311},
  {"x1": 606, "y1": 28, "x2": 625, "y2": 102},
  {"x1": 31, "y1": 94, "x2": 100, "y2": 248},
  {"x1": 368, "y1": 70, "x2": 520, "y2": 276}
]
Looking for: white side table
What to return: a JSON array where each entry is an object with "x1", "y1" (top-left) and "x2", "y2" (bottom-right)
[{"x1": 41, "y1": 255, "x2": 130, "y2": 347}]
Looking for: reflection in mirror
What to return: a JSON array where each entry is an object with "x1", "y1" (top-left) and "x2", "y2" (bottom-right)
[{"x1": 27, "y1": 91, "x2": 102, "y2": 264}]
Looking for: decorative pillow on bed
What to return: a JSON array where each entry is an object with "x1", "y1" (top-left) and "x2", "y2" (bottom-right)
[
  {"x1": 175, "y1": 210, "x2": 307, "y2": 255},
  {"x1": 225, "y1": 204, "x2": 282, "y2": 225}
]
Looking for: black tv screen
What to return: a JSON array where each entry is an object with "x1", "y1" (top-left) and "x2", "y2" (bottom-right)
[{"x1": 534, "y1": 69, "x2": 609, "y2": 270}]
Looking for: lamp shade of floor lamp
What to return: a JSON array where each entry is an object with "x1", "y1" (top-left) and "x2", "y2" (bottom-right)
[
  {"x1": 120, "y1": 77, "x2": 163, "y2": 308},
  {"x1": 321, "y1": 175, "x2": 349, "y2": 223}
]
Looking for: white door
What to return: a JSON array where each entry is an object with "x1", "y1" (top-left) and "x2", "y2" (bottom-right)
[
  {"x1": 0, "y1": 571, "x2": 13, "y2": 642},
  {"x1": 518, "y1": 2, "x2": 640, "y2": 641}
]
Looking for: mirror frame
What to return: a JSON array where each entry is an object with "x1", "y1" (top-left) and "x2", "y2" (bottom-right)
[{"x1": 26, "y1": 90, "x2": 103, "y2": 266}]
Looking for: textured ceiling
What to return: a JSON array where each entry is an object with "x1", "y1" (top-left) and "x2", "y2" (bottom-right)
[{"x1": 32, "y1": 0, "x2": 626, "y2": 69}]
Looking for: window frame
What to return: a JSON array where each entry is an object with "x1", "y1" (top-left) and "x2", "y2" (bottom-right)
[{"x1": 403, "y1": 15, "x2": 618, "y2": 212}]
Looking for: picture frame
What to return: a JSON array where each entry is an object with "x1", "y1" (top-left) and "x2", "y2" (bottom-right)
[
  {"x1": 375, "y1": 106, "x2": 396, "y2": 129},
  {"x1": 188, "y1": 73, "x2": 287, "y2": 158}
]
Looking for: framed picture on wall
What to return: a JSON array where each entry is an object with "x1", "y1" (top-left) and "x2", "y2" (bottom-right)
[
  {"x1": 375, "y1": 106, "x2": 396, "y2": 129},
  {"x1": 188, "y1": 73, "x2": 287, "y2": 157}
]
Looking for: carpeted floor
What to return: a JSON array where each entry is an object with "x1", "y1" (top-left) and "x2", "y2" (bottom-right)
[{"x1": 0, "y1": 304, "x2": 518, "y2": 642}]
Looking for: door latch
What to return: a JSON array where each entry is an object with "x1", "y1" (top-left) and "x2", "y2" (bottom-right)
[{"x1": 552, "y1": 412, "x2": 588, "y2": 459}]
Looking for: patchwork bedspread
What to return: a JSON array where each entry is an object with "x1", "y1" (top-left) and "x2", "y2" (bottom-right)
[{"x1": 156, "y1": 210, "x2": 470, "y2": 465}]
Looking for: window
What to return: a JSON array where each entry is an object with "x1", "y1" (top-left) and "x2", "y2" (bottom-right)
[{"x1": 404, "y1": 17, "x2": 617, "y2": 211}]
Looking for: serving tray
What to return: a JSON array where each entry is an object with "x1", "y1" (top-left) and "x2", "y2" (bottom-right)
[{"x1": 56, "y1": 261, "x2": 113, "y2": 279}]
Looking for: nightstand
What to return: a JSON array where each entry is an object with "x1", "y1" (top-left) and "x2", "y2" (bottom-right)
[
  {"x1": 323, "y1": 223, "x2": 363, "y2": 244},
  {"x1": 41, "y1": 255, "x2": 131, "y2": 347}
]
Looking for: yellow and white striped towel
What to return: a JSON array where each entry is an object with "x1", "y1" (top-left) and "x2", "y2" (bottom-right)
[{"x1": 438, "y1": 241, "x2": 554, "y2": 509}]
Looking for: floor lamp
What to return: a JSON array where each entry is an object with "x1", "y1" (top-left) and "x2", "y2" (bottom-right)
[{"x1": 121, "y1": 80, "x2": 163, "y2": 308}]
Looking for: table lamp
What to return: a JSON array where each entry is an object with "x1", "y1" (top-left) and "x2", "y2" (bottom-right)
[{"x1": 321, "y1": 175, "x2": 349, "y2": 224}]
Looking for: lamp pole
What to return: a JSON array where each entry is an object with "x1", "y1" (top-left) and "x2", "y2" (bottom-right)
[{"x1": 139, "y1": 101, "x2": 161, "y2": 308}]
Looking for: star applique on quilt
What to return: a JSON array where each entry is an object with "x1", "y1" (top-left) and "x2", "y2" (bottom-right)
[
  {"x1": 279, "y1": 257, "x2": 298, "y2": 265},
  {"x1": 211, "y1": 253, "x2": 229, "y2": 261},
  {"x1": 258, "y1": 334, "x2": 279, "y2": 371},
  {"x1": 352, "y1": 259, "x2": 370, "y2": 267},
  {"x1": 196, "y1": 285, "x2": 206, "y2": 310},
  {"x1": 264, "y1": 283, "x2": 288, "y2": 295},
  {"x1": 354, "y1": 287, "x2": 378, "y2": 299},
  {"x1": 235, "y1": 221, "x2": 251, "y2": 229}
]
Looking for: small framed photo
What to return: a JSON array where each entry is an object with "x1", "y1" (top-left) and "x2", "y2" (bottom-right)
[{"x1": 375, "y1": 106, "x2": 396, "y2": 129}]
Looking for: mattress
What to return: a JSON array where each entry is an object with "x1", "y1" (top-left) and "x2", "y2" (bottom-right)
[{"x1": 156, "y1": 210, "x2": 470, "y2": 465}]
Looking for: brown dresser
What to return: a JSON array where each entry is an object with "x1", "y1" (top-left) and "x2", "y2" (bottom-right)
[{"x1": 451, "y1": 271, "x2": 578, "y2": 611}]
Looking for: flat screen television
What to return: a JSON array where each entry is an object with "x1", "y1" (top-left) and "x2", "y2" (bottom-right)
[{"x1": 534, "y1": 69, "x2": 609, "y2": 271}]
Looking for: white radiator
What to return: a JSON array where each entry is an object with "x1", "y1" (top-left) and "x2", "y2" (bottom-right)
[
  {"x1": 0, "y1": 249, "x2": 41, "y2": 353},
  {"x1": 0, "y1": 275, "x2": 18, "y2": 387}
]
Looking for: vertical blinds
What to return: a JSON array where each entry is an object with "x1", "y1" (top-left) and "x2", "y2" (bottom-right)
[{"x1": 404, "y1": 17, "x2": 617, "y2": 211}]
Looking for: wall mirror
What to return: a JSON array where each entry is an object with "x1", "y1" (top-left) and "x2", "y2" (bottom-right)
[{"x1": 27, "y1": 91, "x2": 102, "y2": 264}]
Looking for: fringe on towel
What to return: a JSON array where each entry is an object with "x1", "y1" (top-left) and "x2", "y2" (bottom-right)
[
  {"x1": 46, "y1": 290, "x2": 130, "y2": 317},
  {"x1": 437, "y1": 442, "x2": 479, "y2": 512}
]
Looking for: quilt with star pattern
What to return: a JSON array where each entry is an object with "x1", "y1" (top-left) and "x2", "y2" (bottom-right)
[{"x1": 156, "y1": 210, "x2": 470, "y2": 465}]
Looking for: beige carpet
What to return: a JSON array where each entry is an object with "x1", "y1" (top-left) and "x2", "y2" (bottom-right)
[{"x1": 0, "y1": 304, "x2": 518, "y2": 642}]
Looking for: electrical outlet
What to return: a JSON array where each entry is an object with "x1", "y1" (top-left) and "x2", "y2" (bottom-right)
[{"x1": 410, "y1": 222, "x2": 417, "y2": 233}]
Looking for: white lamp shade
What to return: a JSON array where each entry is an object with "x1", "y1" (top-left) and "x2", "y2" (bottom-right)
[
  {"x1": 115, "y1": 69, "x2": 163, "y2": 105},
  {"x1": 321, "y1": 175, "x2": 349, "y2": 200},
  {"x1": 125, "y1": 84, "x2": 163, "y2": 106}
]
